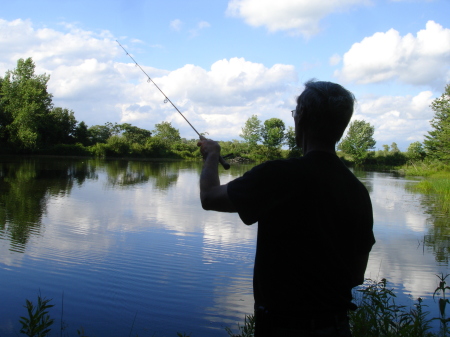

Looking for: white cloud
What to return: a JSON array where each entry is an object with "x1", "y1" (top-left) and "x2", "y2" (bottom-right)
[
  {"x1": 0, "y1": 18, "x2": 297, "y2": 138},
  {"x1": 198, "y1": 21, "x2": 211, "y2": 29},
  {"x1": 329, "y1": 53, "x2": 341, "y2": 66},
  {"x1": 335, "y1": 21, "x2": 450, "y2": 89},
  {"x1": 226, "y1": 0, "x2": 370, "y2": 37},
  {"x1": 349, "y1": 91, "x2": 434, "y2": 148},
  {"x1": 119, "y1": 58, "x2": 297, "y2": 139},
  {"x1": 189, "y1": 21, "x2": 211, "y2": 37},
  {"x1": 3, "y1": 18, "x2": 439, "y2": 149},
  {"x1": 170, "y1": 19, "x2": 183, "y2": 31}
]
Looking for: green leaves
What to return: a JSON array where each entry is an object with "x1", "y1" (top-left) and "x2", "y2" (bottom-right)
[
  {"x1": 1, "y1": 58, "x2": 53, "y2": 151},
  {"x1": 19, "y1": 296, "x2": 54, "y2": 337},
  {"x1": 338, "y1": 119, "x2": 376, "y2": 166},
  {"x1": 424, "y1": 84, "x2": 450, "y2": 162},
  {"x1": 261, "y1": 118, "x2": 285, "y2": 149},
  {"x1": 152, "y1": 121, "x2": 181, "y2": 146},
  {"x1": 240, "y1": 115, "x2": 262, "y2": 148}
]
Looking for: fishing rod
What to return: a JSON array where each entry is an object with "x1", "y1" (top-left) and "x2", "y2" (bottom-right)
[{"x1": 116, "y1": 40, "x2": 230, "y2": 170}]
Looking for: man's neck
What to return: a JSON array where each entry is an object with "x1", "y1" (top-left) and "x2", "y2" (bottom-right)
[{"x1": 303, "y1": 140, "x2": 336, "y2": 155}]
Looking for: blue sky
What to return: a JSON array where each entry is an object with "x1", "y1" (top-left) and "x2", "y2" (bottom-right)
[{"x1": 1, "y1": 0, "x2": 449, "y2": 150}]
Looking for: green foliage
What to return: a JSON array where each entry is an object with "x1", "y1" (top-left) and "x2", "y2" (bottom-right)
[
  {"x1": 120, "y1": 123, "x2": 151, "y2": 145},
  {"x1": 261, "y1": 118, "x2": 285, "y2": 149},
  {"x1": 19, "y1": 295, "x2": 55, "y2": 337},
  {"x1": 371, "y1": 143, "x2": 407, "y2": 167},
  {"x1": 76, "y1": 326, "x2": 89, "y2": 337},
  {"x1": 240, "y1": 115, "x2": 262, "y2": 149},
  {"x1": 424, "y1": 84, "x2": 450, "y2": 162},
  {"x1": 1, "y1": 58, "x2": 53, "y2": 151},
  {"x1": 171, "y1": 141, "x2": 199, "y2": 159},
  {"x1": 225, "y1": 314, "x2": 255, "y2": 337},
  {"x1": 350, "y1": 278, "x2": 434, "y2": 337},
  {"x1": 390, "y1": 142, "x2": 400, "y2": 154},
  {"x1": 14, "y1": 275, "x2": 450, "y2": 337},
  {"x1": 46, "y1": 107, "x2": 78, "y2": 145},
  {"x1": 401, "y1": 160, "x2": 450, "y2": 177},
  {"x1": 106, "y1": 135, "x2": 131, "y2": 156},
  {"x1": 88, "y1": 124, "x2": 113, "y2": 144},
  {"x1": 284, "y1": 126, "x2": 303, "y2": 158},
  {"x1": 75, "y1": 121, "x2": 90, "y2": 146},
  {"x1": 39, "y1": 143, "x2": 91, "y2": 156},
  {"x1": 152, "y1": 121, "x2": 181, "y2": 146},
  {"x1": 88, "y1": 142, "x2": 108, "y2": 157},
  {"x1": 412, "y1": 172, "x2": 450, "y2": 214},
  {"x1": 338, "y1": 120, "x2": 376, "y2": 166},
  {"x1": 408, "y1": 142, "x2": 427, "y2": 161},
  {"x1": 432, "y1": 273, "x2": 450, "y2": 336}
]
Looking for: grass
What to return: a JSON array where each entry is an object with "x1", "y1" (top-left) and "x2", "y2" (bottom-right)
[
  {"x1": 400, "y1": 161, "x2": 450, "y2": 177},
  {"x1": 16, "y1": 275, "x2": 450, "y2": 337},
  {"x1": 398, "y1": 160, "x2": 450, "y2": 215},
  {"x1": 408, "y1": 172, "x2": 450, "y2": 214}
]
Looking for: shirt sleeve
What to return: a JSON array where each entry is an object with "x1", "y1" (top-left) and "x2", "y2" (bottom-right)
[{"x1": 227, "y1": 162, "x2": 272, "y2": 225}]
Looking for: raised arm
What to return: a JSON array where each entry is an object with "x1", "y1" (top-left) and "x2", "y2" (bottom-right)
[{"x1": 197, "y1": 138, "x2": 237, "y2": 212}]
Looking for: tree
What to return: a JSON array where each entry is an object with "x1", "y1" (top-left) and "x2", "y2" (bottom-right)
[
  {"x1": 390, "y1": 142, "x2": 400, "y2": 154},
  {"x1": 424, "y1": 84, "x2": 450, "y2": 161},
  {"x1": 119, "y1": 123, "x2": 151, "y2": 144},
  {"x1": 285, "y1": 126, "x2": 302, "y2": 157},
  {"x1": 41, "y1": 107, "x2": 77, "y2": 145},
  {"x1": 261, "y1": 118, "x2": 285, "y2": 149},
  {"x1": 0, "y1": 76, "x2": 8, "y2": 145},
  {"x1": 152, "y1": 121, "x2": 181, "y2": 146},
  {"x1": 406, "y1": 141, "x2": 426, "y2": 161},
  {"x1": 338, "y1": 120, "x2": 376, "y2": 165},
  {"x1": 240, "y1": 115, "x2": 262, "y2": 148},
  {"x1": 74, "y1": 121, "x2": 90, "y2": 146},
  {"x1": 0, "y1": 58, "x2": 53, "y2": 150},
  {"x1": 88, "y1": 124, "x2": 114, "y2": 144}
]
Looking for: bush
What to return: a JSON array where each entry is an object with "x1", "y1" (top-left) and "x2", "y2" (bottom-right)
[
  {"x1": 106, "y1": 135, "x2": 131, "y2": 156},
  {"x1": 38, "y1": 143, "x2": 91, "y2": 156},
  {"x1": 88, "y1": 143, "x2": 108, "y2": 157}
]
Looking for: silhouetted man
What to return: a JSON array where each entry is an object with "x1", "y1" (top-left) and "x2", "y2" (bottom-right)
[{"x1": 197, "y1": 80, "x2": 375, "y2": 337}]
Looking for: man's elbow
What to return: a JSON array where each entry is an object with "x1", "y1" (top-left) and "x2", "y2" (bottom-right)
[
  {"x1": 200, "y1": 187, "x2": 236, "y2": 213},
  {"x1": 200, "y1": 192, "x2": 216, "y2": 211}
]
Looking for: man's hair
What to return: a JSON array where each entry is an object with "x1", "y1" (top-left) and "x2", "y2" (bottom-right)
[{"x1": 296, "y1": 79, "x2": 355, "y2": 144}]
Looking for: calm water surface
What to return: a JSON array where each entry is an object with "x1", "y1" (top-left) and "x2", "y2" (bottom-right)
[{"x1": 0, "y1": 157, "x2": 449, "y2": 336}]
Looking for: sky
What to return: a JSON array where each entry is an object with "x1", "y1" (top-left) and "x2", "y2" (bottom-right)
[{"x1": 1, "y1": 0, "x2": 449, "y2": 150}]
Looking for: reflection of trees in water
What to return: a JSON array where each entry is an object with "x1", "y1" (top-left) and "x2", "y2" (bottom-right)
[
  {"x1": 0, "y1": 157, "x2": 98, "y2": 252},
  {"x1": 103, "y1": 160, "x2": 189, "y2": 190},
  {"x1": 352, "y1": 169, "x2": 374, "y2": 194},
  {"x1": 405, "y1": 184, "x2": 450, "y2": 264},
  {"x1": 421, "y1": 196, "x2": 450, "y2": 264}
]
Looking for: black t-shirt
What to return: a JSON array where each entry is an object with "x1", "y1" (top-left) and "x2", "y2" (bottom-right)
[{"x1": 227, "y1": 151, "x2": 375, "y2": 316}]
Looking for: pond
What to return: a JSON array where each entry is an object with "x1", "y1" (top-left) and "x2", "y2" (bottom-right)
[{"x1": 0, "y1": 156, "x2": 449, "y2": 336}]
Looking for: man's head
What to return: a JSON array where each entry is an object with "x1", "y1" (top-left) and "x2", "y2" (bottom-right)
[{"x1": 294, "y1": 80, "x2": 355, "y2": 147}]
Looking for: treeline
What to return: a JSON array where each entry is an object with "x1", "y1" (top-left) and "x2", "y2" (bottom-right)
[
  {"x1": 1, "y1": 58, "x2": 448, "y2": 166},
  {"x1": 337, "y1": 83, "x2": 449, "y2": 168},
  {"x1": 0, "y1": 57, "x2": 300, "y2": 161},
  {"x1": 0, "y1": 58, "x2": 200, "y2": 159}
]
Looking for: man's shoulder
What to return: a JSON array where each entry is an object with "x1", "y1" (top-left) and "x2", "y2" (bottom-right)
[{"x1": 254, "y1": 157, "x2": 305, "y2": 169}]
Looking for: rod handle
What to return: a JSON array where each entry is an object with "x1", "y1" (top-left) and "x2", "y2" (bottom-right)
[{"x1": 219, "y1": 156, "x2": 231, "y2": 170}]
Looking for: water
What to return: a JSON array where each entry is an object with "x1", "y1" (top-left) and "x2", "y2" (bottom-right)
[{"x1": 0, "y1": 157, "x2": 449, "y2": 336}]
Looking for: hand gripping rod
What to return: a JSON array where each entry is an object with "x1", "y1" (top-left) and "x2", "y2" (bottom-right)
[{"x1": 116, "y1": 40, "x2": 230, "y2": 170}]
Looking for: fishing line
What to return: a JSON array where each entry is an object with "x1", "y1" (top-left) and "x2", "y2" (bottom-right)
[{"x1": 116, "y1": 40, "x2": 230, "y2": 169}]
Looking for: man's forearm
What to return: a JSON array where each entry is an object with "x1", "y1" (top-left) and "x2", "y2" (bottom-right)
[
  {"x1": 198, "y1": 139, "x2": 236, "y2": 212},
  {"x1": 200, "y1": 153, "x2": 221, "y2": 198}
]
